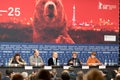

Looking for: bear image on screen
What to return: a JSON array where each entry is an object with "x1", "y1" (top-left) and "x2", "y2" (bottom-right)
[
  {"x1": 0, "y1": 0, "x2": 119, "y2": 44},
  {"x1": 33, "y1": 0, "x2": 74, "y2": 44}
]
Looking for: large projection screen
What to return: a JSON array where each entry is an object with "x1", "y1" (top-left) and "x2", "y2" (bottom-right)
[{"x1": 0, "y1": 0, "x2": 119, "y2": 66}]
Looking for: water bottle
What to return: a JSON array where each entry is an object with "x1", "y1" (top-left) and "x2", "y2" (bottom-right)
[
  {"x1": 5, "y1": 59, "x2": 8, "y2": 67},
  {"x1": 109, "y1": 59, "x2": 111, "y2": 66},
  {"x1": 35, "y1": 59, "x2": 38, "y2": 66},
  {"x1": 76, "y1": 61, "x2": 78, "y2": 66},
  {"x1": 8, "y1": 59, "x2": 11, "y2": 66},
  {"x1": 57, "y1": 60, "x2": 60, "y2": 66},
  {"x1": 104, "y1": 59, "x2": 107, "y2": 66},
  {"x1": 111, "y1": 60, "x2": 114, "y2": 66}
]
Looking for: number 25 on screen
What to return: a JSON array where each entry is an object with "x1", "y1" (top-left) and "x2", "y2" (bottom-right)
[{"x1": 8, "y1": 7, "x2": 20, "y2": 16}]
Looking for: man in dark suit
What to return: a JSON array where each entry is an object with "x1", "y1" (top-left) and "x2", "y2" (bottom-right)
[
  {"x1": 68, "y1": 52, "x2": 82, "y2": 66},
  {"x1": 48, "y1": 52, "x2": 58, "y2": 66}
]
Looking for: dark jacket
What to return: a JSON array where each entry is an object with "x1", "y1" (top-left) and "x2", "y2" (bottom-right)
[
  {"x1": 48, "y1": 57, "x2": 57, "y2": 66},
  {"x1": 68, "y1": 58, "x2": 82, "y2": 66},
  {"x1": 2, "y1": 76, "x2": 10, "y2": 80}
]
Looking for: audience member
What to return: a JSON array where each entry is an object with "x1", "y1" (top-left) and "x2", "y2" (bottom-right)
[
  {"x1": 9, "y1": 53, "x2": 26, "y2": 66},
  {"x1": 48, "y1": 52, "x2": 58, "y2": 66},
  {"x1": 50, "y1": 69, "x2": 57, "y2": 80},
  {"x1": 21, "y1": 72, "x2": 28, "y2": 80},
  {"x1": 29, "y1": 49, "x2": 44, "y2": 66},
  {"x1": 76, "y1": 71, "x2": 84, "y2": 80},
  {"x1": 68, "y1": 67, "x2": 76, "y2": 80},
  {"x1": 114, "y1": 67, "x2": 120, "y2": 76},
  {"x1": 67, "y1": 52, "x2": 82, "y2": 66},
  {"x1": 61, "y1": 71, "x2": 70, "y2": 80},
  {"x1": 12, "y1": 73, "x2": 24, "y2": 80},
  {"x1": 83, "y1": 68, "x2": 105, "y2": 80},
  {"x1": 111, "y1": 67, "x2": 120, "y2": 80},
  {"x1": 2, "y1": 69, "x2": 14, "y2": 80},
  {"x1": 86, "y1": 52, "x2": 102, "y2": 66},
  {"x1": 28, "y1": 74, "x2": 36, "y2": 80},
  {"x1": 36, "y1": 69, "x2": 51, "y2": 80}
]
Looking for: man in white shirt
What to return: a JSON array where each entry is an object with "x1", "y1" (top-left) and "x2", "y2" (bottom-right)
[{"x1": 29, "y1": 49, "x2": 44, "y2": 66}]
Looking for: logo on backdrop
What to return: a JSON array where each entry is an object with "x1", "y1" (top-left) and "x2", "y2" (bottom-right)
[{"x1": 98, "y1": 2, "x2": 117, "y2": 10}]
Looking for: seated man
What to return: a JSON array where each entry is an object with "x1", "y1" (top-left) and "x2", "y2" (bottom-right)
[
  {"x1": 9, "y1": 53, "x2": 26, "y2": 66},
  {"x1": 29, "y1": 49, "x2": 44, "y2": 66},
  {"x1": 86, "y1": 52, "x2": 102, "y2": 66},
  {"x1": 67, "y1": 52, "x2": 82, "y2": 66},
  {"x1": 48, "y1": 52, "x2": 58, "y2": 66}
]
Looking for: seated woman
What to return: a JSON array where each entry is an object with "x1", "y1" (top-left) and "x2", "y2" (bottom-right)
[
  {"x1": 9, "y1": 53, "x2": 26, "y2": 66},
  {"x1": 86, "y1": 52, "x2": 102, "y2": 66}
]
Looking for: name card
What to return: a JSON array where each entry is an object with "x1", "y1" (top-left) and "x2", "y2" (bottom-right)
[
  {"x1": 44, "y1": 66, "x2": 52, "y2": 70},
  {"x1": 82, "y1": 66, "x2": 89, "y2": 69},
  {"x1": 63, "y1": 66, "x2": 70, "y2": 69},
  {"x1": 24, "y1": 66, "x2": 33, "y2": 70},
  {"x1": 99, "y1": 65, "x2": 106, "y2": 69}
]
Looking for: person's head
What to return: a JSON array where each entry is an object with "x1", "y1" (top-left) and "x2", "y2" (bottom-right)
[
  {"x1": 6, "y1": 69, "x2": 13, "y2": 77},
  {"x1": 21, "y1": 72, "x2": 28, "y2": 79},
  {"x1": 33, "y1": 49, "x2": 39, "y2": 57},
  {"x1": 84, "y1": 69, "x2": 105, "y2": 80},
  {"x1": 90, "y1": 52, "x2": 96, "y2": 58},
  {"x1": 52, "y1": 52, "x2": 58, "y2": 59},
  {"x1": 51, "y1": 69, "x2": 57, "y2": 75},
  {"x1": 50, "y1": 69, "x2": 57, "y2": 79},
  {"x1": 14, "y1": 53, "x2": 21, "y2": 60},
  {"x1": 77, "y1": 71, "x2": 84, "y2": 80},
  {"x1": 118, "y1": 67, "x2": 120, "y2": 73},
  {"x1": 61, "y1": 72, "x2": 70, "y2": 80},
  {"x1": 28, "y1": 74, "x2": 36, "y2": 80},
  {"x1": 68, "y1": 67, "x2": 76, "y2": 80},
  {"x1": 72, "y1": 52, "x2": 78, "y2": 58},
  {"x1": 12, "y1": 73, "x2": 24, "y2": 80},
  {"x1": 36, "y1": 69, "x2": 51, "y2": 80}
]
